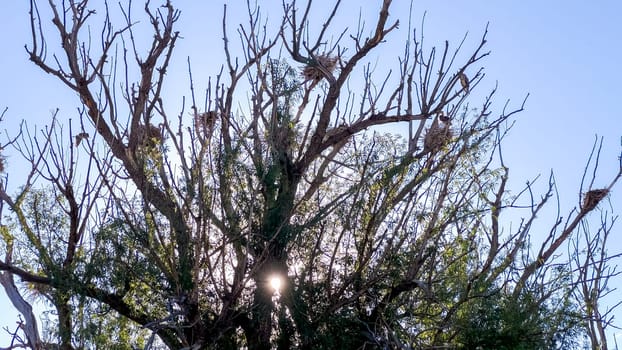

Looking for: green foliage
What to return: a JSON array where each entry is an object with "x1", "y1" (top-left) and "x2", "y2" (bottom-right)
[
  {"x1": 74, "y1": 302, "x2": 149, "y2": 349},
  {"x1": 453, "y1": 288, "x2": 583, "y2": 350},
  {"x1": 267, "y1": 58, "x2": 302, "y2": 115}
]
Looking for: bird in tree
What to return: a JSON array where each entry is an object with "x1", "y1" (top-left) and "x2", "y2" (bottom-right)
[
  {"x1": 74, "y1": 132, "x2": 89, "y2": 147},
  {"x1": 459, "y1": 72, "x2": 470, "y2": 93}
]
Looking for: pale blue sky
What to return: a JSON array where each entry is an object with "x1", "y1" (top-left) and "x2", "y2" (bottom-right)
[{"x1": 0, "y1": 1, "x2": 621, "y2": 347}]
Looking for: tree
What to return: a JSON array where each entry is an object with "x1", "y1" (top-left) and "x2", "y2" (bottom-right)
[
  {"x1": 568, "y1": 140, "x2": 622, "y2": 350},
  {"x1": 0, "y1": 1, "x2": 620, "y2": 349}
]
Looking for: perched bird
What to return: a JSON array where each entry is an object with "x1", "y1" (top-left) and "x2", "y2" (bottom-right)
[
  {"x1": 74, "y1": 132, "x2": 89, "y2": 146},
  {"x1": 459, "y1": 72, "x2": 469, "y2": 93}
]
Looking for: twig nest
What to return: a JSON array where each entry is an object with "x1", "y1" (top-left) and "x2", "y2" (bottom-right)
[
  {"x1": 302, "y1": 54, "x2": 338, "y2": 82},
  {"x1": 136, "y1": 123, "x2": 163, "y2": 148},
  {"x1": 194, "y1": 111, "x2": 218, "y2": 139},
  {"x1": 582, "y1": 189, "x2": 609, "y2": 212},
  {"x1": 423, "y1": 119, "x2": 452, "y2": 153}
]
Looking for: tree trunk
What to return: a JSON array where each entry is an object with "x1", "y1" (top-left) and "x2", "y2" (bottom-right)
[
  {"x1": 55, "y1": 294, "x2": 74, "y2": 350},
  {"x1": 248, "y1": 280, "x2": 274, "y2": 350}
]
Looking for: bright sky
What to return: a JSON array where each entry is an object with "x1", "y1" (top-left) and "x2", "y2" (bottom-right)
[{"x1": 0, "y1": 1, "x2": 621, "y2": 347}]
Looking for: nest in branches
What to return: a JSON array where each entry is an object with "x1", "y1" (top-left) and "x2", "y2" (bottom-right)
[
  {"x1": 423, "y1": 120, "x2": 453, "y2": 153},
  {"x1": 0, "y1": 155, "x2": 4, "y2": 173},
  {"x1": 582, "y1": 189, "x2": 609, "y2": 212},
  {"x1": 302, "y1": 54, "x2": 338, "y2": 82},
  {"x1": 194, "y1": 111, "x2": 218, "y2": 139},
  {"x1": 136, "y1": 123, "x2": 163, "y2": 148}
]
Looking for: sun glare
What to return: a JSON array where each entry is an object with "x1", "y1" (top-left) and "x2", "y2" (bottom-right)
[{"x1": 269, "y1": 275, "x2": 282, "y2": 293}]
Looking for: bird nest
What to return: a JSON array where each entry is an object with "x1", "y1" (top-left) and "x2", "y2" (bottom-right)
[
  {"x1": 136, "y1": 123, "x2": 163, "y2": 148},
  {"x1": 581, "y1": 189, "x2": 609, "y2": 212},
  {"x1": 194, "y1": 111, "x2": 218, "y2": 138},
  {"x1": 302, "y1": 54, "x2": 338, "y2": 82},
  {"x1": 423, "y1": 121, "x2": 453, "y2": 153}
]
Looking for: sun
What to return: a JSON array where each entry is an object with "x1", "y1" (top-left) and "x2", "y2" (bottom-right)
[{"x1": 269, "y1": 275, "x2": 282, "y2": 293}]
